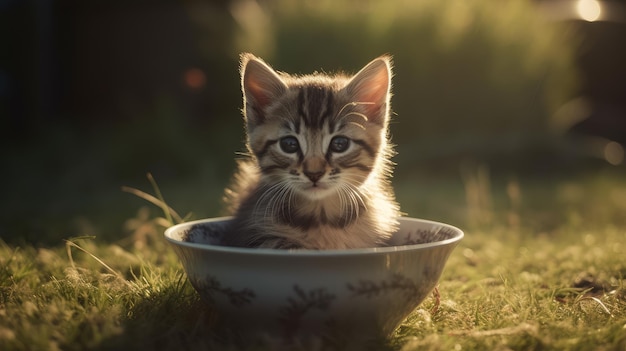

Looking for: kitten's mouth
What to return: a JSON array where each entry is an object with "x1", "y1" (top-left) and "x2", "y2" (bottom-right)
[
  {"x1": 300, "y1": 182, "x2": 333, "y2": 197},
  {"x1": 307, "y1": 182, "x2": 327, "y2": 190}
]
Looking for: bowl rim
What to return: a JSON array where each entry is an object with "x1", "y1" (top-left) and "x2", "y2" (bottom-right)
[{"x1": 164, "y1": 217, "x2": 464, "y2": 257}]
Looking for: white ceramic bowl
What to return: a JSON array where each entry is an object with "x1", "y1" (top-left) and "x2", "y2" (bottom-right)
[{"x1": 165, "y1": 217, "x2": 463, "y2": 342}]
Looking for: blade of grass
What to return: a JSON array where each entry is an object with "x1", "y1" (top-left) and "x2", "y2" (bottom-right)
[
  {"x1": 583, "y1": 296, "x2": 613, "y2": 316},
  {"x1": 121, "y1": 174, "x2": 183, "y2": 225},
  {"x1": 146, "y1": 173, "x2": 177, "y2": 225},
  {"x1": 65, "y1": 238, "x2": 132, "y2": 288}
]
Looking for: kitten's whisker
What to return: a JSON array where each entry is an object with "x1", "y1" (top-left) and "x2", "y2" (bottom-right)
[
  {"x1": 340, "y1": 174, "x2": 369, "y2": 189},
  {"x1": 348, "y1": 121, "x2": 366, "y2": 130},
  {"x1": 254, "y1": 181, "x2": 290, "y2": 220},
  {"x1": 254, "y1": 182, "x2": 281, "y2": 210},
  {"x1": 335, "y1": 101, "x2": 374, "y2": 121},
  {"x1": 336, "y1": 185, "x2": 350, "y2": 222},
  {"x1": 347, "y1": 185, "x2": 362, "y2": 215},
  {"x1": 279, "y1": 185, "x2": 293, "y2": 222},
  {"x1": 340, "y1": 111, "x2": 369, "y2": 122},
  {"x1": 287, "y1": 186, "x2": 295, "y2": 220},
  {"x1": 350, "y1": 189, "x2": 358, "y2": 219},
  {"x1": 269, "y1": 185, "x2": 281, "y2": 221},
  {"x1": 337, "y1": 185, "x2": 350, "y2": 221},
  {"x1": 234, "y1": 151, "x2": 253, "y2": 157},
  {"x1": 340, "y1": 179, "x2": 370, "y2": 213},
  {"x1": 271, "y1": 183, "x2": 289, "y2": 222},
  {"x1": 336, "y1": 101, "x2": 375, "y2": 117},
  {"x1": 335, "y1": 102, "x2": 356, "y2": 120},
  {"x1": 338, "y1": 183, "x2": 361, "y2": 223},
  {"x1": 344, "y1": 186, "x2": 358, "y2": 222}
]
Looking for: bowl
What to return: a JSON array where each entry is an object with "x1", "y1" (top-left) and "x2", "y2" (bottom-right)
[{"x1": 164, "y1": 217, "x2": 463, "y2": 342}]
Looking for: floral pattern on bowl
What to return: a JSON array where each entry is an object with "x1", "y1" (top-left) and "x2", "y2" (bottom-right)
[{"x1": 165, "y1": 217, "x2": 463, "y2": 341}]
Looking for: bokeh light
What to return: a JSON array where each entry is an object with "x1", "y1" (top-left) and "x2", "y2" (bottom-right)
[
  {"x1": 604, "y1": 141, "x2": 624, "y2": 165},
  {"x1": 577, "y1": 0, "x2": 602, "y2": 22},
  {"x1": 184, "y1": 67, "x2": 206, "y2": 90}
]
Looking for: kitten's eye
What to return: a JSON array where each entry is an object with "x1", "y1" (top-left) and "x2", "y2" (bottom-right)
[
  {"x1": 279, "y1": 136, "x2": 300, "y2": 153},
  {"x1": 330, "y1": 136, "x2": 350, "y2": 153}
]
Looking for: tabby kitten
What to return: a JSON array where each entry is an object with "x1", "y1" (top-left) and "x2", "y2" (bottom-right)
[{"x1": 222, "y1": 54, "x2": 400, "y2": 249}]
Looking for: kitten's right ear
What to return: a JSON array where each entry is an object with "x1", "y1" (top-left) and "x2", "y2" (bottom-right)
[{"x1": 240, "y1": 53, "x2": 287, "y2": 125}]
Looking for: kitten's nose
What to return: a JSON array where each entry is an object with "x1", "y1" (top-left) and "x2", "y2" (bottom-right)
[
  {"x1": 304, "y1": 171, "x2": 324, "y2": 183},
  {"x1": 303, "y1": 156, "x2": 327, "y2": 183}
]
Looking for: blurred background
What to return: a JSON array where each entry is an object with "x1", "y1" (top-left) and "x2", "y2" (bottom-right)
[{"x1": 1, "y1": 0, "x2": 625, "y2": 244}]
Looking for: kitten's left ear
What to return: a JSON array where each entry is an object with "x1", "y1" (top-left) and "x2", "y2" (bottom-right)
[{"x1": 344, "y1": 56, "x2": 392, "y2": 125}]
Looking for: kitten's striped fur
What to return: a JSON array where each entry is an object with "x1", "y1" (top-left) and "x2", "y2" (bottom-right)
[{"x1": 223, "y1": 54, "x2": 400, "y2": 249}]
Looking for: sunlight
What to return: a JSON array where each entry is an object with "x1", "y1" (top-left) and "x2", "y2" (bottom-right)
[
  {"x1": 576, "y1": 0, "x2": 602, "y2": 22},
  {"x1": 604, "y1": 141, "x2": 624, "y2": 165}
]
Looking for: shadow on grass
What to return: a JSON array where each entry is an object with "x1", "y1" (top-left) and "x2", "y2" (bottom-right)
[
  {"x1": 93, "y1": 277, "x2": 226, "y2": 351},
  {"x1": 94, "y1": 275, "x2": 397, "y2": 351}
]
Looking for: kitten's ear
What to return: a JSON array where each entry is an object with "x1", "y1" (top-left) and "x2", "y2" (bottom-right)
[
  {"x1": 344, "y1": 56, "x2": 392, "y2": 125},
  {"x1": 240, "y1": 53, "x2": 288, "y2": 125}
]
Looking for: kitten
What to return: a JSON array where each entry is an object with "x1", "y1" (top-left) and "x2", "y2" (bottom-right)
[{"x1": 222, "y1": 53, "x2": 400, "y2": 249}]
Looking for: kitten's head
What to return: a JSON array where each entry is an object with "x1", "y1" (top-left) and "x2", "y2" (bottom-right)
[{"x1": 240, "y1": 54, "x2": 393, "y2": 200}]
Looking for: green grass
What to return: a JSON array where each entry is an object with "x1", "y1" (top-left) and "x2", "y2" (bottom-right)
[{"x1": 1, "y1": 168, "x2": 625, "y2": 350}]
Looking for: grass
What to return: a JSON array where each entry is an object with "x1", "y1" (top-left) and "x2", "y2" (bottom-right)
[{"x1": 1, "y1": 167, "x2": 625, "y2": 350}]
